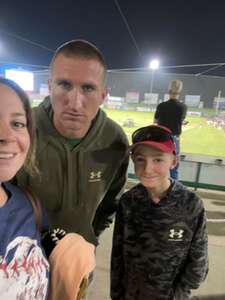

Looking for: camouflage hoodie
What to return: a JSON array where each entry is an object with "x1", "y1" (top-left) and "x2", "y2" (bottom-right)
[{"x1": 111, "y1": 181, "x2": 208, "y2": 300}]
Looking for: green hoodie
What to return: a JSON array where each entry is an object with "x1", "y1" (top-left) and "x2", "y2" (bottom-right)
[{"x1": 17, "y1": 97, "x2": 129, "y2": 245}]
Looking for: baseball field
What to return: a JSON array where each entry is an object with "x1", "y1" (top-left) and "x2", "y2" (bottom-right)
[{"x1": 103, "y1": 108, "x2": 225, "y2": 157}]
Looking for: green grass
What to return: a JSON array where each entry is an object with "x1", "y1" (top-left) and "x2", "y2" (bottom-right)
[
  {"x1": 103, "y1": 108, "x2": 225, "y2": 157},
  {"x1": 31, "y1": 100, "x2": 225, "y2": 157}
]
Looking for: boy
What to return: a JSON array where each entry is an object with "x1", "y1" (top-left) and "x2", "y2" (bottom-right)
[{"x1": 110, "y1": 125, "x2": 208, "y2": 300}]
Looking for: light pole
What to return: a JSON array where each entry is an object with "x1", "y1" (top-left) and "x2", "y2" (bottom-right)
[
  {"x1": 215, "y1": 90, "x2": 221, "y2": 116},
  {"x1": 149, "y1": 59, "x2": 160, "y2": 95}
]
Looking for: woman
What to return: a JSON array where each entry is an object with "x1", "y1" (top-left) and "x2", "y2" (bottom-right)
[{"x1": 0, "y1": 77, "x2": 49, "y2": 299}]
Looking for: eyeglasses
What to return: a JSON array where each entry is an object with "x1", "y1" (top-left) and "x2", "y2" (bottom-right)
[{"x1": 132, "y1": 125, "x2": 174, "y2": 144}]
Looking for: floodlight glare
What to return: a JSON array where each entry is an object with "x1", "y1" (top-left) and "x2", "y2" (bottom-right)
[
  {"x1": 149, "y1": 59, "x2": 160, "y2": 70},
  {"x1": 5, "y1": 69, "x2": 34, "y2": 91}
]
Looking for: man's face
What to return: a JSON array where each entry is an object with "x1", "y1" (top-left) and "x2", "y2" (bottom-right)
[{"x1": 49, "y1": 54, "x2": 107, "y2": 139}]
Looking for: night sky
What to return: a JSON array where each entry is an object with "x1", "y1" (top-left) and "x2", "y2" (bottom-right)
[{"x1": 1, "y1": 0, "x2": 225, "y2": 75}]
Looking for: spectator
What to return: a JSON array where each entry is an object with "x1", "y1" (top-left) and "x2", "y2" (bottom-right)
[
  {"x1": 154, "y1": 80, "x2": 187, "y2": 179},
  {"x1": 16, "y1": 39, "x2": 129, "y2": 246},
  {"x1": 0, "y1": 78, "x2": 49, "y2": 299},
  {"x1": 111, "y1": 124, "x2": 208, "y2": 300}
]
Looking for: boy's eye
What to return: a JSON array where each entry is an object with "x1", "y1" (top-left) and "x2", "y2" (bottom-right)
[
  {"x1": 134, "y1": 156, "x2": 145, "y2": 163},
  {"x1": 154, "y1": 158, "x2": 163, "y2": 163}
]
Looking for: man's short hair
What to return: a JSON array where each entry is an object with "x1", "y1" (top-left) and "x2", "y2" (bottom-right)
[{"x1": 50, "y1": 39, "x2": 107, "y2": 82}]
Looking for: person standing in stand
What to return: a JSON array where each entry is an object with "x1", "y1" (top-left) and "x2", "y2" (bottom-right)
[{"x1": 154, "y1": 80, "x2": 187, "y2": 179}]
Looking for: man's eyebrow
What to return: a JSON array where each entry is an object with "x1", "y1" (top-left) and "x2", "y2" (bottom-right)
[
  {"x1": 11, "y1": 112, "x2": 26, "y2": 117},
  {"x1": 55, "y1": 78, "x2": 71, "y2": 82},
  {"x1": 81, "y1": 80, "x2": 97, "y2": 85},
  {"x1": 81, "y1": 82, "x2": 98, "y2": 89}
]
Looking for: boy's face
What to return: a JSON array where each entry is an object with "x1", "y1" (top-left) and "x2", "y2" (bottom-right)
[{"x1": 132, "y1": 145, "x2": 177, "y2": 190}]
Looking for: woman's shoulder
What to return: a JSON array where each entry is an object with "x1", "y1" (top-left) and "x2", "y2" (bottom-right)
[
  {"x1": 4, "y1": 181, "x2": 22, "y2": 192},
  {"x1": 3, "y1": 182, "x2": 30, "y2": 209}
]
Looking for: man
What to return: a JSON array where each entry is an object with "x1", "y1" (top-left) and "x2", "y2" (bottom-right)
[
  {"x1": 17, "y1": 40, "x2": 129, "y2": 246},
  {"x1": 154, "y1": 79, "x2": 187, "y2": 179}
]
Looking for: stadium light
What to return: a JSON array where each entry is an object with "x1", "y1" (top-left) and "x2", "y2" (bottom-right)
[
  {"x1": 149, "y1": 59, "x2": 160, "y2": 100},
  {"x1": 149, "y1": 59, "x2": 160, "y2": 70},
  {"x1": 5, "y1": 69, "x2": 34, "y2": 91}
]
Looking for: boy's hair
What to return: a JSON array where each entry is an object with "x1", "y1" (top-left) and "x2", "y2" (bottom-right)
[
  {"x1": 50, "y1": 39, "x2": 107, "y2": 83},
  {"x1": 131, "y1": 124, "x2": 176, "y2": 154},
  {"x1": 0, "y1": 77, "x2": 37, "y2": 176}
]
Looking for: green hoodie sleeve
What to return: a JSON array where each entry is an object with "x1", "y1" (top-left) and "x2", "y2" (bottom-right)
[{"x1": 92, "y1": 155, "x2": 129, "y2": 238}]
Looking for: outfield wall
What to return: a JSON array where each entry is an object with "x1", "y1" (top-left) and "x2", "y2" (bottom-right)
[
  {"x1": 107, "y1": 71, "x2": 225, "y2": 109},
  {"x1": 31, "y1": 70, "x2": 225, "y2": 109}
]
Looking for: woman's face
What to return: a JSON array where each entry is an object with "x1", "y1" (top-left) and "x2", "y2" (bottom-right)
[{"x1": 0, "y1": 84, "x2": 30, "y2": 182}]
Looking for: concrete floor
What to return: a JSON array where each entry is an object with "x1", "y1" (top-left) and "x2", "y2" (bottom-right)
[{"x1": 87, "y1": 189, "x2": 225, "y2": 300}]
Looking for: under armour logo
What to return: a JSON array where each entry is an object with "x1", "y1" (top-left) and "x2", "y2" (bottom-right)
[
  {"x1": 169, "y1": 229, "x2": 184, "y2": 240},
  {"x1": 89, "y1": 171, "x2": 102, "y2": 182}
]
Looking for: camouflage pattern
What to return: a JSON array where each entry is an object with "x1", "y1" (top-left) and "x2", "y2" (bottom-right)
[{"x1": 110, "y1": 181, "x2": 208, "y2": 300}]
